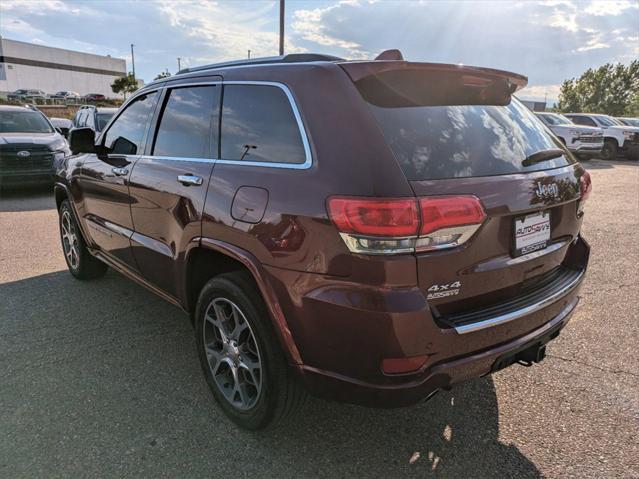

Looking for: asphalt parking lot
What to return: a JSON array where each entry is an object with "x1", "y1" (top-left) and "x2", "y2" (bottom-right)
[{"x1": 0, "y1": 159, "x2": 637, "y2": 478}]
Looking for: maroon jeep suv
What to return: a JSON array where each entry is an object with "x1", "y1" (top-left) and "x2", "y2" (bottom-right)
[{"x1": 55, "y1": 52, "x2": 590, "y2": 430}]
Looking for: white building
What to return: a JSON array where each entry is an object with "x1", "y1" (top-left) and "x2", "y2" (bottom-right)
[{"x1": 0, "y1": 37, "x2": 126, "y2": 98}]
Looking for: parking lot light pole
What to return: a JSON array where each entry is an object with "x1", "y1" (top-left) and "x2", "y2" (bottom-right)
[
  {"x1": 177, "y1": 57, "x2": 181, "y2": 72},
  {"x1": 130, "y1": 43, "x2": 136, "y2": 80},
  {"x1": 279, "y1": 0, "x2": 285, "y2": 56}
]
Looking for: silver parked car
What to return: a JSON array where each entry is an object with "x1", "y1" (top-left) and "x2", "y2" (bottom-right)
[
  {"x1": 7, "y1": 89, "x2": 48, "y2": 102},
  {"x1": 50, "y1": 91, "x2": 81, "y2": 101}
]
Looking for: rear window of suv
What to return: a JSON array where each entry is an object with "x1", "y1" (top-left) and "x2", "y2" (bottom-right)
[{"x1": 368, "y1": 99, "x2": 573, "y2": 180}]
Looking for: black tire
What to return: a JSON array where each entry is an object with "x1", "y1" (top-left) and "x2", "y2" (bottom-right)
[
  {"x1": 58, "y1": 200, "x2": 107, "y2": 280},
  {"x1": 194, "y1": 271, "x2": 306, "y2": 430},
  {"x1": 601, "y1": 140, "x2": 617, "y2": 161}
]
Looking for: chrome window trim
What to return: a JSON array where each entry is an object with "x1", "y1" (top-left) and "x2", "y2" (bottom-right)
[
  {"x1": 217, "y1": 81, "x2": 312, "y2": 169},
  {"x1": 454, "y1": 269, "x2": 584, "y2": 335},
  {"x1": 138, "y1": 155, "x2": 215, "y2": 164},
  {"x1": 98, "y1": 87, "x2": 162, "y2": 147},
  {"x1": 141, "y1": 81, "x2": 312, "y2": 170}
]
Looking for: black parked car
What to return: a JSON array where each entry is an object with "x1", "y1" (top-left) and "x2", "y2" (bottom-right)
[{"x1": 0, "y1": 105, "x2": 70, "y2": 191}]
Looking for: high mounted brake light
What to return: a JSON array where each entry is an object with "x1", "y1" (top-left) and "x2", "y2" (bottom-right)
[{"x1": 327, "y1": 196, "x2": 486, "y2": 255}]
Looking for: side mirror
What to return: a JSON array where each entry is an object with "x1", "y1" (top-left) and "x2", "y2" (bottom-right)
[
  {"x1": 55, "y1": 127, "x2": 69, "y2": 139},
  {"x1": 69, "y1": 127, "x2": 95, "y2": 154}
]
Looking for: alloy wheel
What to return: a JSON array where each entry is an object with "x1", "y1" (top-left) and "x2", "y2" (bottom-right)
[
  {"x1": 61, "y1": 210, "x2": 80, "y2": 270},
  {"x1": 203, "y1": 298, "x2": 262, "y2": 411}
]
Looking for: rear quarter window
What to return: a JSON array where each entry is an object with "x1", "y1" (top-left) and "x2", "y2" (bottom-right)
[
  {"x1": 220, "y1": 84, "x2": 306, "y2": 165},
  {"x1": 368, "y1": 99, "x2": 573, "y2": 180}
]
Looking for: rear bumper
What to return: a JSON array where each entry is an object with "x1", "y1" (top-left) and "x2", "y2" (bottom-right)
[
  {"x1": 570, "y1": 146, "x2": 602, "y2": 158},
  {"x1": 299, "y1": 297, "x2": 577, "y2": 407},
  {"x1": 266, "y1": 236, "x2": 589, "y2": 407}
]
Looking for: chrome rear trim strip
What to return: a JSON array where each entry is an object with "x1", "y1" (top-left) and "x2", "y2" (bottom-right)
[{"x1": 454, "y1": 269, "x2": 584, "y2": 334}]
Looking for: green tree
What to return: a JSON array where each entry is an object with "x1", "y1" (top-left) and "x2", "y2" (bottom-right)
[
  {"x1": 111, "y1": 73, "x2": 138, "y2": 99},
  {"x1": 154, "y1": 70, "x2": 171, "y2": 81},
  {"x1": 556, "y1": 61, "x2": 639, "y2": 116}
]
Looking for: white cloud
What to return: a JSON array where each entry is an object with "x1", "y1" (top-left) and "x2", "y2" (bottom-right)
[
  {"x1": 584, "y1": 0, "x2": 638, "y2": 16},
  {"x1": 518, "y1": 84, "x2": 562, "y2": 102},
  {"x1": 549, "y1": 9, "x2": 579, "y2": 32},
  {"x1": 0, "y1": 0, "x2": 81, "y2": 15},
  {"x1": 292, "y1": 1, "x2": 369, "y2": 59},
  {"x1": 156, "y1": 0, "x2": 306, "y2": 65}
]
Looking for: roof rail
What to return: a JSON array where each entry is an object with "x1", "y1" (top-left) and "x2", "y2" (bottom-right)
[{"x1": 177, "y1": 53, "x2": 345, "y2": 75}]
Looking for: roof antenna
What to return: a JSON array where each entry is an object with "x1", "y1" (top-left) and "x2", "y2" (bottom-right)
[{"x1": 374, "y1": 49, "x2": 404, "y2": 61}]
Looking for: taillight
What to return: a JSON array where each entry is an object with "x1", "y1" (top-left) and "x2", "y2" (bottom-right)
[
  {"x1": 578, "y1": 171, "x2": 592, "y2": 215},
  {"x1": 327, "y1": 197, "x2": 419, "y2": 237},
  {"x1": 327, "y1": 195, "x2": 486, "y2": 255},
  {"x1": 417, "y1": 196, "x2": 486, "y2": 250}
]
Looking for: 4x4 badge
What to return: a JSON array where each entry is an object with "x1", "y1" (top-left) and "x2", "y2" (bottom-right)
[{"x1": 427, "y1": 281, "x2": 461, "y2": 299}]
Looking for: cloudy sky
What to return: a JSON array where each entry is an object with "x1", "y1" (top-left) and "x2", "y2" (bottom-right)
[{"x1": 1, "y1": 0, "x2": 637, "y2": 102}]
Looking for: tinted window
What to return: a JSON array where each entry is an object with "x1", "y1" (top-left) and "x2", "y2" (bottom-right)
[
  {"x1": 368, "y1": 99, "x2": 573, "y2": 181},
  {"x1": 540, "y1": 114, "x2": 570, "y2": 126},
  {"x1": 153, "y1": 86, "x2": 219, "y2": 159},
  {"x1": 595, "y1": 116, "x2": 618, "y2": 127},
  {"x1": 569, "y1": 116, "x2": 596, "y2": 127},
  {"x1": 221, "y1": 85, "x2": 306, "y2": 164},
  {"x1": 0, "y1": 111, "x2": 53, "y2": 133},
  {"x1": 103, "y1": 92, "x2": 157, "y2": 155},
  {"x1": 96, "y1": 113, "x2": 113, "y2": 131}
]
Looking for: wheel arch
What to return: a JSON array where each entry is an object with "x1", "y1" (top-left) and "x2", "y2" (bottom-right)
[
  {"x1": 604, "y1": 136, "x2": 619, "y2": 148},
  {"x1": 54, "y1": 182, "x2": 92, "y2": 246},
  {"x1": 184, "y1": 238, "x2": 303, "y2": 365},
  {"x1": 54, "y1": 183, "x2": 68, "y2": 210}
]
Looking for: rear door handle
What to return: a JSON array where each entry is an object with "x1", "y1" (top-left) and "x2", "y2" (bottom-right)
[
  {"x1": 177, "y1": 174, "x2": 203, "y2": 186},
  {"x1": 112, "y1": 167, "x2": 129, "y2": 176}
]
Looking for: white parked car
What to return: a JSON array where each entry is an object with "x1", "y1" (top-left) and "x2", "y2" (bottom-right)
[
  {"x1": 616, "y1": 117, "x2": 639, "y2": 127},
  {"x1": 564, "y1": 113, "x2": 639, "y2": 160},
  {"x1": 536, "y1": 112, "x2": 603, "y2": 160}
]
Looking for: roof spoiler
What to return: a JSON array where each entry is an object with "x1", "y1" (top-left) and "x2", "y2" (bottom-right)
[{"x1": 339, "y1": 58, "x2": 528, "y2": 107}]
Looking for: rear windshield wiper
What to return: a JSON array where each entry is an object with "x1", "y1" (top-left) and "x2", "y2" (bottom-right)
[{"x1": 522, "y1": 148, "x2": 565, "y2": 167}]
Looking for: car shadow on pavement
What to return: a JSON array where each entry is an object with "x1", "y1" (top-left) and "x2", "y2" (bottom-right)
[
  {"x1": 0, "y1": 186, "x2": 55, "y2": 212},
  {"x1": 0, "y1": 270, "x2": 541, "y2": 478}
]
